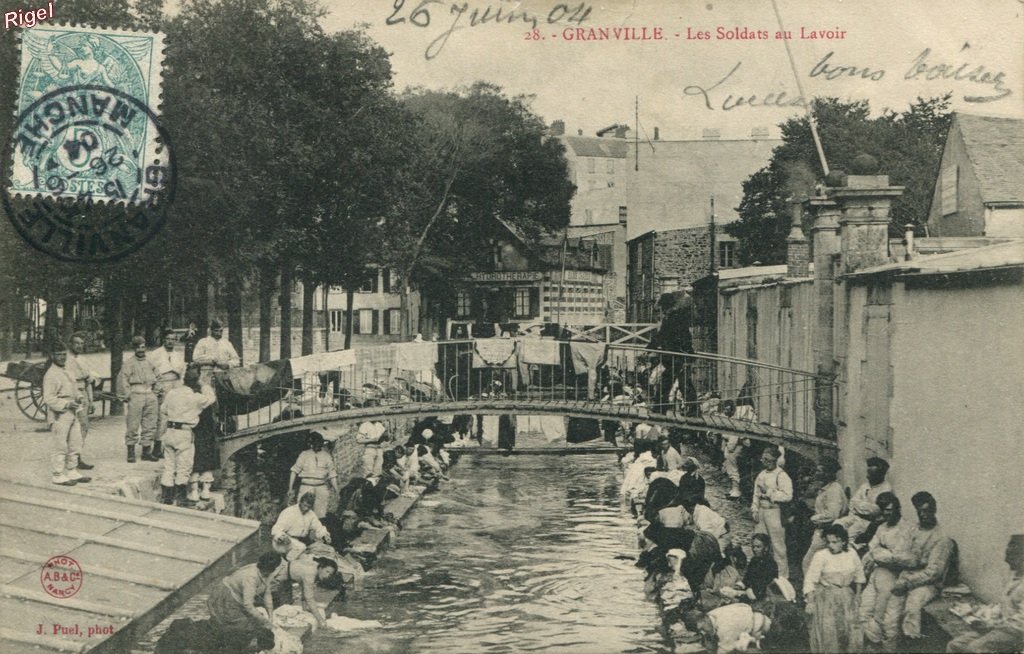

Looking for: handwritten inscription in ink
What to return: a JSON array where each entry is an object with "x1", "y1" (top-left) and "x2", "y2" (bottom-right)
[{"x1": 386, "y1": 0, "x2": 593, "y2": 59}]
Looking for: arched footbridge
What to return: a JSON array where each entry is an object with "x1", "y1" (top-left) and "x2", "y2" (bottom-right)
[{"x1": 216, "y1": 341, "x2": 837, "y2": 462}]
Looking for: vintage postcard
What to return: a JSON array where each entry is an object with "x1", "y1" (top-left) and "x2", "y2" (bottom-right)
[{"x1": 0, "y1": 0, "x2": 1020, "y2": 653}]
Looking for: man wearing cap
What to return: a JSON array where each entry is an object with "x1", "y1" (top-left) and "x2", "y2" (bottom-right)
[
  {"x1": 192, "y1": 319, "x2": 240, "y2": 384},
  {"x1": 850, "y1": 457, "x2": 893, "y2": 517},
  {"x1": 881, "y1": 491, "x2": 954, "y2": 648},
  {"x1": 158, "y1": 367, "x2": 216, "y2": 506},
  {"x1": 861, "y1": 492, "x2": 911, "y2": 646},
  {"x1": 42, "y1": 344, "x2": 92, "y2": 486},
  {"x1": 150, "y1": 329, "x2": 186, "y2": 460},
  {"x1": 117, "y1": 336, "x2": 160, "y2": 463},
  {"x1": 289, "y1": 434, "x2": 337, "y2": 518},
  {"x1": 65, "y1": 332, "x2": 97, "y2": 470},
  {"x1": 801, "y1": 459, "x2": 849, "y2": 575},
  {"x1": 751, "y1": 445, "x2": 793, "y2": 578}
]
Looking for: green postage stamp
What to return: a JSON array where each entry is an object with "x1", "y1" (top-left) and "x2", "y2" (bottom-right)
[{"x1": 9, "y1": 25, "x2": 167, "y2": 205}]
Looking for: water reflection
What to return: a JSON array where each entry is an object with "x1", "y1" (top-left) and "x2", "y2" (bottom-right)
[{"x1": 309, "y1": 455, "x2": 670, "y2": 654}]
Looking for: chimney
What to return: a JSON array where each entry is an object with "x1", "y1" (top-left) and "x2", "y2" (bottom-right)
[
  {"x1": 577, "y1": 129, "x2": 583, "y2": 136},
  {"x1": 614, "y1": 125, "x2": 629, "y2": 138},
  {"x1": 653, "y1": 126, "x2": 660, "y2": 140},
  {"x1": 550, "y1": 120, "x2": 565, "y2": 136},
  {"x1": 702, "y1": 128, "x2": 721, "y2": 139},
  {"x1": 904, "y1": 223, "x2": 915, "y2": 260},
  {"x1": 786, "y1": 219, "x2": 809, "y2": 278}
]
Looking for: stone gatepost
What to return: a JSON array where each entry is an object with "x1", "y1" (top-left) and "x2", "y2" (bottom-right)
[
  {"x1": 805, "y1": 195, "x2": 840, "y2": 441},
  {"x1": 829, "y1": 171, "x2": 904, "y2": 485}
]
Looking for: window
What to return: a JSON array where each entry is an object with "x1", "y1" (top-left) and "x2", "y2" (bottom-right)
[
  {"x1": 357, "y1": 274, "x2": 374, "y2": 293},
  {"x1": 718, "y1": 241, "x2": 736, "y2": 268},
  {"x1": 456, "y1": 291, "x2": 471, "y2": 317},
  {"x1": 605, "y1": 159, "x2": 615, "y2": 174},
  {"x1": 618, "y1": 206, "x2": 628, "y2": 224},
  {"x1": 381, "y1": 268, "x2": 392, "y2": 294},
  {"x1": 357, "y1": 309, "x2": 375, "y2": 334},
  {"x1": 941, "y1": 164, "x2": 958, "y2": 216},
  {"x1": 329, "y1": 310, "x2": 344, "y2": 332},
  {"x1": 383, "y1": 308, "x2": 402, "y2": 335},
  {"x1": 587, "y1": 158, "x2": 596, "y2": 173},
  {"x1": 584, "y1": 209, "x2": 593, "y2": 225},
  {"x1": 514, "y1": 288, "x2": 531, "y2": 318}
]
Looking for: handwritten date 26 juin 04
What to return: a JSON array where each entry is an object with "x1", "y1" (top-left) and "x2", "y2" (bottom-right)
[{"x1": 387, "y1": 0, "x2": 592, "y2": 59}]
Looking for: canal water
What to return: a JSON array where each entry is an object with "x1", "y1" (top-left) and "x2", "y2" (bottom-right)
[{"x1": 309, "y1": 454, "x2": 672, "y2": 654}]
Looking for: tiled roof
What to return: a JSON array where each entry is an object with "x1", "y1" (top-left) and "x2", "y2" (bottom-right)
[
  {"x1": 848, "y1": 239, "x2": 1024, "y2": 278},
  {"x1": 563, "y1": 136, "x2": 629, "y2": 158},
  {"x1": 955, "y1": 113, "x2": 1024, "y2": 204}
]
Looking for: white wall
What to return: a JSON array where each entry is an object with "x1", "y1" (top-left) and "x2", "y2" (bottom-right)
[{"x1": 888, "y1": 279, "x2": 1024, "y2": 601}]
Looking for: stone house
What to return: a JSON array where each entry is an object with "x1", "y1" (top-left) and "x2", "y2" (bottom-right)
[{"x1": 927, "y1": 113, "x2": 1024, "y2": 238}]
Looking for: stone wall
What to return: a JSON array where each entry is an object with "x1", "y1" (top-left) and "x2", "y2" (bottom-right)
[
  {"x1": 221, "y1": 416, "x2": 418, "y2": 524},
  {"x1": 630, "y1": 226, "x2": 713, "y2": 320}
]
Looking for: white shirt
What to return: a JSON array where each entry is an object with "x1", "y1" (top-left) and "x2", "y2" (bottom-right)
[
  {"x1": 803, "y1": 548, "x2": 866, "y2": 595},
  {"x1": 752, "y1": 467, "x2": 793, "y2": 510},
  {"x1": 621, "y1": 451, "x2": 657, "y2": 500},
  {"x1": 149, "y1": 347, "x2": 186, "y2": 380},
  {"x1": 43, "y1": 364, "x2": 80, "y2": 413},
  {"x1": 692, "y1": 504, "x2": 729, "y2": 541},
  {"x1": 160, "y1": 384, "x2": 216, "y2": 426},
  {"x1": 192, "y1": 336, "x2": 240, "y2": 368},
  {"x1": 271, "y1": 505, "x2": 328, "y2": 541},
  {"x1": 850, "y1": 479, "x2": 892, "y2": 516}
]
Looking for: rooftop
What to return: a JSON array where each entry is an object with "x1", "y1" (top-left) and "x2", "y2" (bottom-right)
[
  {"x1": 954, "y1": 113, "x2": 1024, "y2": 204},
  {"x1": 848, "y1": 239, "x2": 1024, "y2": 279}
]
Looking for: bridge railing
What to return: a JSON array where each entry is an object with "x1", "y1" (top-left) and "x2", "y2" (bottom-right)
[{"x1": 221, "y1": 339, "x2": 829, "y2": 441}]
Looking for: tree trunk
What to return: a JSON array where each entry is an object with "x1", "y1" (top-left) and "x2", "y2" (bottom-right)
[
  {"x1": 344, "y1": 289, "x2": 354, "y2": 350},
  {"x1": 61, "y1": 297, "x2": 76, "y2": 344},
  {"x1": 279, "y1": 267, "x2": 292, "y2": 360},
  {"x1": 301, "y1": 276, "x2": 315, "y2": 356},
  {"x1": 195, "y1": 268, "x2": 210, "y2": 334},
  {"x1": 258, "y1": 265, "x2": 275, "y2": 362},
  {"x1": 400, "y1": 281, "x2": 411, "y2": 339},
  {"x1": 44, "y1": 294, "x2": 59, "y2": 350},
  {"x1": 227, "y1": 274, "x2": 244, "y2": 365},
  {"x1": 106, "y1": 287, "x2": 125, "y2": 416}
]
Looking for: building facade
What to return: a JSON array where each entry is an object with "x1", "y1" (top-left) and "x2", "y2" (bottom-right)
[
  {"x1": 927, "y1": 113, "x2": 1024, "y2": 238},
  {"x1": 451, "y1": 220, "x2": 611, "y2": 328}
]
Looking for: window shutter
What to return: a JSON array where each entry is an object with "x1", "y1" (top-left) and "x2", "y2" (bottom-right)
[
  {"x1": 529, "y1": 288, "x2": 540, "y2": 317},
  {"x1": 372, "y1": 271, "x2": 380, "y2": 294},
  {"x1": 372, "y1": 310, "x2": 379, "y2": 334},
  {"x1": 351, "y1": 310, "x2": 359, "y2": 335},
  {"x1": 383, "y1": 309, "x2": 391, "y2": 335},
  {"x1": 382, "y1": 269, "x2": 391, "y2": 294}
]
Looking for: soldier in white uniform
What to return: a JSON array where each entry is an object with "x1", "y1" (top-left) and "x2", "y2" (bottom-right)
[
  {"x1": 751, "y1": 445, "x2": 793, "y2": 578},
  {"x1": 192, "y1": 319, "x2": 240, "y2": 384},
  {"x1": 42, "y1": 344, "x2": 91, "y2": 486},
  {"x1": 288, "y1": 433, "x2": 337, "y2": 518},
  {"x1": 149, "y1": 329, "x2": 187, "y2": 460},
  {"x1": 159, "y1": 367, "x2": 216, "y2": 505},
  {"x1": 65, "y1": 332, "x2": 97, "y2": 470}
]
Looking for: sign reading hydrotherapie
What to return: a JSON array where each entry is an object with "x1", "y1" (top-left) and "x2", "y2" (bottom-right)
[{"x1": 10, "y1": 26, "x2": 166, "y2": 205}]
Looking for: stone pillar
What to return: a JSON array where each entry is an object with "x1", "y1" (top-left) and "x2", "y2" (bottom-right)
[
  {"x1": 786, "y1": 225, "x2": 809, "y2": 277},
  {"x1": 831, "y1": 175, "x2": 905, "y2": 274},
  {"x1": 806, "y1": 197, "x2": 840, "y2": 440}
]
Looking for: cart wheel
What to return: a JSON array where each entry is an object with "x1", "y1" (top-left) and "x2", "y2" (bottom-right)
[{"x1": 16, "y1": 379, "x2": 47, "y2": 422}]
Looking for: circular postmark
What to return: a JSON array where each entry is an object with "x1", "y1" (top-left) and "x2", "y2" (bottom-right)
[
  {"x1": 2, "y1": 84, "x2": 176, "y2": 262},
  {"x1": 40, "y1": 555, "x2": 83, "y2": 599}
]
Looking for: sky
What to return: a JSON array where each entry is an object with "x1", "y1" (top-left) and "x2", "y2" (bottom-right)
[{"x1": 318, "y1": 0, "x2": 1024, "y2": 140}]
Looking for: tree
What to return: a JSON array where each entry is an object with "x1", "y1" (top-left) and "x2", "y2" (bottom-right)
[
  {"x1": 382, "y1": 83, "x2": 575, "y2": 336},
  {"x1": 727, "y1": 95, "x2": 952, "y2": 265}
]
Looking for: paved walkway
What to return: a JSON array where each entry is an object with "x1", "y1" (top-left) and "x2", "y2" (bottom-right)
[{"x1": 0, "y1": 391, "x2": 164, "y2": 499}]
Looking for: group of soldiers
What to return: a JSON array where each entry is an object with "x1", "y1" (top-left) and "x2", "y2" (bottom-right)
[{"x1": 41, "y1": 320, "x2": 241, "y2": 505}]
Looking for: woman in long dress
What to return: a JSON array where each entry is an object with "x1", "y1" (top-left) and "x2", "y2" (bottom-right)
[{"x1": 803, "y1": 523, "x2": 866, "y2": 653}]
